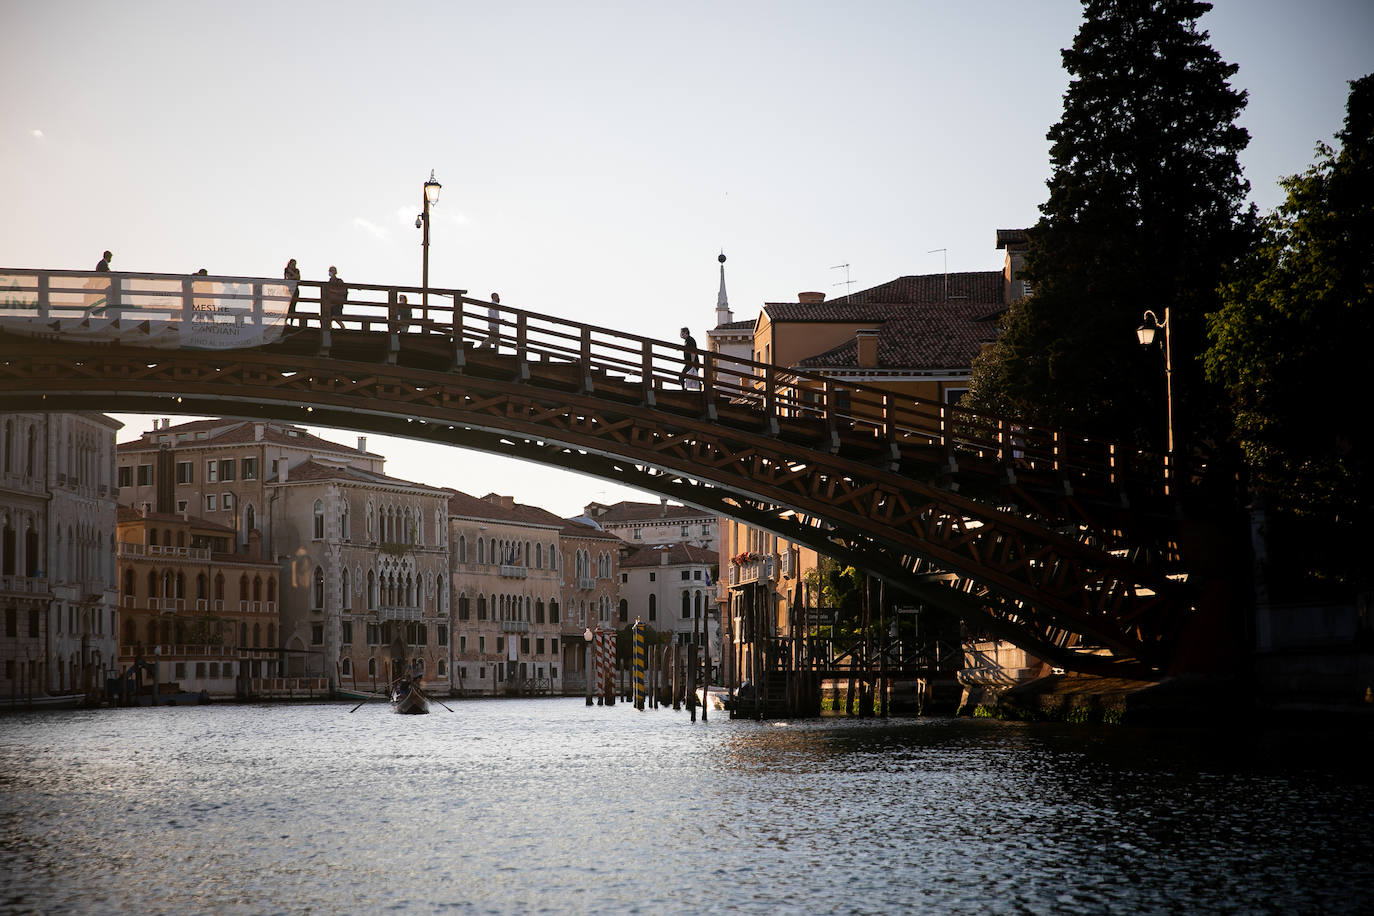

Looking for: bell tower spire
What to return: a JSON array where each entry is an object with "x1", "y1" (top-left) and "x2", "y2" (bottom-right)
[{"x1": 715, "y1": 252, "x2": 733, "y2": 327}]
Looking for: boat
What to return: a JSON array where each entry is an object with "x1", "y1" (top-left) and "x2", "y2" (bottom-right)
[
  {"x1": 337, "y1": 687, "x2": 388, "y2": 703},
  {"x1": 3, "y1": 693, "x2": 84, "y2": 711},
  {"x1": 389, "y1": 677, "x2": 430, "y2": 715}
]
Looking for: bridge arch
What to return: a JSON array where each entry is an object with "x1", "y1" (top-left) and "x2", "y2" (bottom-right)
[{"x1": 0, "y1": 267, "x2": 1194, "y2": 676}]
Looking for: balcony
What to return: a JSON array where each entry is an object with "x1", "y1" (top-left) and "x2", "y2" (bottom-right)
[
  {"x1": 500, "y1": 620, "x2": 531, "y2": 633},
  {"x1": 499, "y1": 564, "x2": 528, "y2": 579},
  {"x1": 118, "y1": 543, "x2": 212, "y2": 561},
  {"x1": 0, "y1": 574, "x2": 50, "y2": 595},
  {"x1": 729, "y1": 554, "x2": 776, "y2": 586},
  {"x1": 377, "y1": 605, "x2": 423, "y2": 622},
  {"x1": 576, "y1": 576, "x2": 596, "y2": 591}
]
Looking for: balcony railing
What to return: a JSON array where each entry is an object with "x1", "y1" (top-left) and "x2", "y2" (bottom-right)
[
  {"x1": 576, "y1": 576, "x2": 596, "y2": 591},
  {"x1": 378, "y1": 605, "x2": 423, "y2": 621},
  {"x1": 118, "y1": 543, "x2": 212, "y2": 561},
  {"x1": 728, "y1": 555, "x2": 776, "y2": 586},
  {"x1": 501, "y1": 620, "x2": 531, "y2": 633},
  {"x1": 0, "y1": 575, "x2": 50, "y2": 595},
  {"x1": 499, "y1": 564, "x2": 528, "y2": 578}
]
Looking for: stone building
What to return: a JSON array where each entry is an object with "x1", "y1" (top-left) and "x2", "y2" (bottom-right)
[
  {"x1": 447, "y1": 491, "x2": 565, "y2": 696},
  {"x1": 1, "y1": 412, "x2": 120, "y2": 700},
  {"x1": 618, "y1": 541, "x2": 719, "y2": 658},
  {"x1": 582, "y1": 498, "x2": 717, "y2": 553},
  {"x1": 557, "y1": 511, "x2": 624, "y2": 691},
  {"x1": 115, "y1": 418, "x2": 450, "y2": 694},
  {"x1": 273, "y1": 460, "x2": 452, "y2": 694},
  {"x1": 115, "y1": 507, "x2": 280, "y2": 698}
]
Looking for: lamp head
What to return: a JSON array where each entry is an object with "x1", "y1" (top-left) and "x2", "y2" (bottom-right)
[
  {"x1": 1136, "y1": 310, "x2": 1159, "y2": 347},
  {"x1": 424, "y1": 169, "x2": 442, "y2": 205}
]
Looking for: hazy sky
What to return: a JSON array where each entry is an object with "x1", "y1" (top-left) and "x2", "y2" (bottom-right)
[{"x1": 3, "y1": 1, "x2": 1369, "y2": 515}]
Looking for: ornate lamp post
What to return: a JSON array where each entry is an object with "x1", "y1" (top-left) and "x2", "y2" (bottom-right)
[
  {"x1": 1136, "y1": 307, "x2": 1174, "y2": 491},
  {"x1": 416, "y1": 170, "x2": 442, "y2": 311}
]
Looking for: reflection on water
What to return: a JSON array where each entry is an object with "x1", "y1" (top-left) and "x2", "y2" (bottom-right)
[{"x1": 2, "y1": 701, "x2": 1370, "y2": 915}]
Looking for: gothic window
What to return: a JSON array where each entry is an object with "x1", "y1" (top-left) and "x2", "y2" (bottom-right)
[{"x1": 313, "y1": 500, "x2": 325, "y2": 539}]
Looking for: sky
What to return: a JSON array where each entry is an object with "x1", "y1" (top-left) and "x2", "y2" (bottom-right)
[{"x1": 2, "y1": 0, "x2": 1370, "y2": 516}]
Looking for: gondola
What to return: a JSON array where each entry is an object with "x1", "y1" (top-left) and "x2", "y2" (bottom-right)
[{"x1": 389, "y1": 676, "x2": 430, "y2": 715}]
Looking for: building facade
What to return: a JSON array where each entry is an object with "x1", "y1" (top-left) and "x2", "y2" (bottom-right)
[
  {"x1": 619, "y1": 541, "x2": 720, "y2": 660},
  {"x1": 583, "y1": 498, "x2": 717, "y2": 553},
  {"x1": 448, "y1": 491, "x2": 565, "y2": 696},
  {"x1": 115, "y1": 507, "x2": 280, "y2": 698},
  {"x1": 1, "y1": 412, "x2": 120, "y2": 700}
]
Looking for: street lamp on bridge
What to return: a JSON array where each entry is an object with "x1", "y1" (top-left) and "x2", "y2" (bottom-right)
[
  {"x1": 1136, "y1": 307, "x2": 1174, "y2": 491},
  {"x1": 416, "y1": 170, "x2": 442, "y2": 311}
]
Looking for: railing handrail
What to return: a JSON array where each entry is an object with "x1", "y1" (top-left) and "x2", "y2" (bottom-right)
[{"x1": 0, "y1": 267, "x2": 1164, "y2": 497}]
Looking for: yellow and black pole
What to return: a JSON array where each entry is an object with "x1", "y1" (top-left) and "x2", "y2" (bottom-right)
[{"x1": 633, "y1": 619, "x2": 646, "y2": 710}]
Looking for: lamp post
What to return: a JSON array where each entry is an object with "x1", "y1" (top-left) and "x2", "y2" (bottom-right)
[
  {"x1": 1136, "y1": 307, "x2": 1174, "y2": 491},
  {"x1": 416, "y1": 170, "x2": 442, "y2": 312}
]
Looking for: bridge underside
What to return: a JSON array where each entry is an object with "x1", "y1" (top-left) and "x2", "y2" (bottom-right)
[{"x1": 0, "y1": 325, "x2": 1193, "y2": 679}]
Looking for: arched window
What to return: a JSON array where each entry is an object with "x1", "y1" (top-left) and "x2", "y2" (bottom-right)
[
  {"x1": 123, "y1": 568, "x2": 135, "y2": 598},
  {"x1": 239, "y1": 575, "x2": 249, "y2": 603},
  {"x1": 477, "y1": 594, "x2": 487, "y2": 621},
  {"x1": 313, "y1": 500, "x2": 325, "y2": 539},
  {"x1": 239, "y1": 622, "x2": 247, "y2": 646},
  {"x1": 535, "y1": 543, "x2": 542, "y2": 568},
  {"x1": 253, "y1": 623, "x2": 262, "y2": 647},
  {"x1": 477, "y1": 538, "x2": 484, "y2": 564},
  {"x1": 682, "y1": 590, "x2": 691, "y2": 618},
  {"x1": 648, "y1": 593, "x2": 657, "y2": 621},
  {"x1": 458, "y1": 535, "x2": 467, "y2": 564},
  {"x1": 340, "y1": 502, "x2": 350, "y2": 540},
  {"x1": 267, "y1": 623, "x2": 275, "y2": 647},
  {"x1": 267, "y1": 577, "x2": 276, "y2": 602},
  {"x1": 312, "y1": 567, "x2": 324, "y2": 609},
  {"x1": 342, "y1": 658, "x2": 352, "y2": 676},
  {"x1": 253, "y1": 576, "x2": 262, "y2": 602},
  {"x1": 245, "y1": 503, "x2": 256, "y2": 535},
  {"x1": 341, "y1": 568, "x2": 351, "y2": 609},
  {"x1": 694, "y1": 591, "x2": 703, "y2": 618},
  {"x1": 367, "y1": 570, "x2": 376, "y2": 610},
  {"x1": 196, "y1": 573, "x2": 208, "y2": 600},
  {"x1": 619, "y1": 598, "x2": 628, "y2": 623},
  {"x1": 215, "y1": 573, "x2": 225, "y2": 601}
]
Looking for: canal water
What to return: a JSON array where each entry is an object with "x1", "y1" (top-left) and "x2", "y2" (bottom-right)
[{"x1": 2, "y1": 699, "x2": 1371, "y2": 915}]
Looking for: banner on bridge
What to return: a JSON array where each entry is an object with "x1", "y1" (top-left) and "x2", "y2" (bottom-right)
[{"x1": 0, "y1": 270, "x2": 295, "y2": 350}]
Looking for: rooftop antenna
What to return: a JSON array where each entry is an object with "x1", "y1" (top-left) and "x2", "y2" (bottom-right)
[
  {"x1": 830, "y1": 263, "x2": 854, "y2": 300},
  {"x1": 928, "y1": 248, "x2": 948, "y2": 300}
]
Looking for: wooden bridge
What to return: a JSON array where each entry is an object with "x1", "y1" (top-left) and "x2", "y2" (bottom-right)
[{"x1": 0, "y1": 268, "x2": 1196, "y2": 679}]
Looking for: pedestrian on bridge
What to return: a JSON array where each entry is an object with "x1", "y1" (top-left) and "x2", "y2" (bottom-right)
[
  {"x1": 323, "y1": 265, "x2": 348, "y2": 329},
  {"x1": 680, "y1": 327, "x2": 701, "y2": 391},
  {"x1": 96, "y1": 250, "x2": 112, "y2": 272},
  {"x1": 284, "y1": 258, "x2": 301, "y2": 319}
]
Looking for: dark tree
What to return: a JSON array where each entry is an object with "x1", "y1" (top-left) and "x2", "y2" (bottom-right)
[
  {"x1": 1205, "y1": 75, "x2": 1374, "y2": 594},
  {"x1": 967, "y1": 0, "x2": 1254, "y2": 457}
]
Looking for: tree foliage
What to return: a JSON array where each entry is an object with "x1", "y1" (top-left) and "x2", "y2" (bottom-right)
[
  {"x1": 967, "y1": 0, "x2": 1253, "y2": 454},
  {"x1": 1204, "y1": 75, "x2": 1374, "y2": 591}
]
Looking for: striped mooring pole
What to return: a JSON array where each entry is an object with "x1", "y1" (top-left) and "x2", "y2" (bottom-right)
[
  {"x1": 633, "y1": 620, "x2": 646, "y2": 710},
  {"x1": 598, "y1": 628, "x2": 616, "y2": 706}
]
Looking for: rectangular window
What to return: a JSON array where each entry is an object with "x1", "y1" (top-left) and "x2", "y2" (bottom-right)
[
  {"x1": 28, "y1": 608, "x2": 40, "y2": 637},
  {"x1": 496, "y1": 636, "x2": 505, "y2": 654},
  {"x1": 621, "y1": 573, "x2": 628, "y2": 584},
  {"x1": 205, "y1": 494, "x2": 217, "y2": 511},
  {"x1": 6, "y1": 607, "x2": 17, "y2": 637},
  {"x1": 136, "y1": 464, "x2": 152, "y2": 486},
  {"x1": 117, "y1": 466, "x2": 132, "y2": 488},
  {"x1": 196, "y1": 662, "x2": 206, "y2": 679},
  {"x1": 702, "y1": 524, "x2": 712, "y2": 536},
  {"x1": 479, "y1": 636, "x2": 486, "y2": 654},
  {"x1": 342, "y1": 621, "x2": 353, "y2": 645},
  {"x1": 206, "y1": 460, "x2": 218, "y2": 483},
  {"x1": 176, "y1": 461, "x2": 193, "y2": 484},
  {"x1": 176, "y1": 500, "x2": 188, "y2": 513},
  {"x1": 681, "y1": 526, "x2": 690, "y2": 536},
  {"x1": 219, "y1": 459, "x2": 235, "y2": 482},
  {"x1": 520, "y1": 637, "x2": 530, "y2": 655},
  {"x1": 242, "y1": 457, "x2": 258, "y2": 480},
  {"x1": 681, "y1": 570, "x2": 690, "y2": 580},
  {"x1": 438, "y1": 625, "x2": 448, "y2": 647},
  {"x1": 459, "y1": 635, "x2": 467, "y2": 653},
  {"x1": 633, "y1": 528, "x2": 642, "y2": 540},
  {"x1": 536, "y1": 638, "x2": 545, "y2": 655},
  {"x1": 551, "y1": 665, "x2": 558, "y2": 679},
  {"x1": 551, "y1": 638, "x2": 558, "y2": 655},
  {"x1": 694, "y1": 570, "x2": 703, "y2": 580},
  {"x1": 222, "y1": 493, "x2": 234, "y2": 510},
  {"x1": 648, "y1": 572, "x2": 656, "y2": 582},
  {"x1": 367, "y1": 623, "x2": 380, "y2": 645},
  {"x1": 311, "y1": 624, "x2": 324, "y2": 645}
]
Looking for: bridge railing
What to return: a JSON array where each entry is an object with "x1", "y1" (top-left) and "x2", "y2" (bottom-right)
[{"x1": 1, "y1": 268, "x2": 1164, "y2": 500}]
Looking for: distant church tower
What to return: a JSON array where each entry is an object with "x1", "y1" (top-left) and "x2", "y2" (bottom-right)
[{"x1": 715, "y1": 252, "x2": 733, "y2": 327}]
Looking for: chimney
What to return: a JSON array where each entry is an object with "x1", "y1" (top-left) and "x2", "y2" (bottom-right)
[
  {"x1": 856, "y1": 328, "x2": 880, "y2": 369},
  {"x1": 660, "y1": 497, "x2": 668, "y2": 517},
  {"x1": 357, "y1": 436, "x2": 367, "y2": 452},
  {"x1": 501, "y1": 495, "x2": 515, "y2": 510},
  {"x1": 798, "y1": 291, "x2": 825, "y2": 304},
  {"x1": 254, "y1": 423, "x2": 264, "y2": 441},
  {"x1": 279, "y1": 460, "x2": 288, "y2": 483}
]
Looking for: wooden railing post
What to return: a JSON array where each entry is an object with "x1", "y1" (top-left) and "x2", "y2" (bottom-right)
[
  {"x1": 451, "y1": 292, "x2": 466, "y2": 370},
  {"x1": 37, "y1": 273, "x2": 49, "y2": 318},
  {"x1": 386, "y1": 288, "x2": 399, "y2": 364},
  {"x1": 762, "y1": 365, "x2": 779, "y2": 435},
  {"x1": 580, "y1": 326, "x2": 594, "y2": 393},
  {"x1": 515, "y1": 311, "x2": 530, "y2": 381},
  {"x1": 640, "y1": 341, "x2": 656, "y2": 406},
  {"x1": 700, "y1": 353, "x2": 717, "y2": 420}
]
